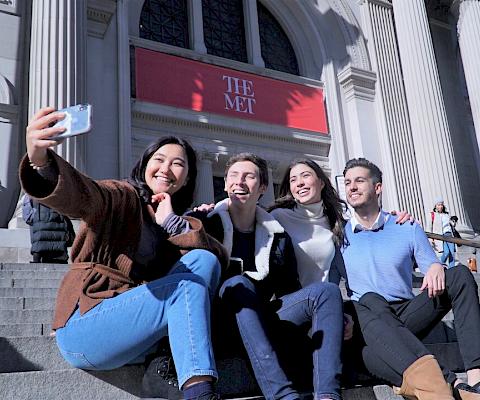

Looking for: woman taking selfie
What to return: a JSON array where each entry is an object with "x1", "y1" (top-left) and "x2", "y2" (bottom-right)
[{"x1": 19, "y1": 107, "x2": 227, "y2": 400}]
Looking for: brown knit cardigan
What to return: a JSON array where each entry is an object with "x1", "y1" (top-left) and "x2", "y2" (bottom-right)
[{"x1": 19, "y1": 151, "x2": 228, "y2": 330}]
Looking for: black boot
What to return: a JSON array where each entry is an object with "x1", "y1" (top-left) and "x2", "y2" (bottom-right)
[{"x1": 142, "y1": 340, "x2": 183, "y2": 399}]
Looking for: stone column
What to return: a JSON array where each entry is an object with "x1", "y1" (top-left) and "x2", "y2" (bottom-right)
[
  {"x1": 391, "y1": 0, "x2": 467, "y2": 225},
  {"x1": 194, "y1": 152, "x2": 216, "y2": 205},
  {"x1": 28, "y1": 0, "x2": 87, "y2": 171},
  {"x1": 243, "y1": 0, "x2": 265, "y2": 67},
  {"x1": 259, "y1": 162, "x2": 276, "y2": 208},
  {"x1": 359, "y1": 0, "x2": 425, "y2": 224},
  {"x1": 453, "y1": 0, "x2": 480, "y2": 158}
]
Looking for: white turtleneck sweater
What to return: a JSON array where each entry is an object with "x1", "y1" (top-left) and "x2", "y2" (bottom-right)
[{"x1": 270, "y1": 201, "x2": 335, "y2": 287}]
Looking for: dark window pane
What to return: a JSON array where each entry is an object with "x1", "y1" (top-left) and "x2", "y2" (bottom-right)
[
  {"x1": 202, "y1": 0, "x2": 248, "y2": 62},
  {"x1": 257, "y1": 2, "x2": 299, "y2": 75},
  {"x1": 139, "y1": 0, "x2": 189, "y2": 48}
]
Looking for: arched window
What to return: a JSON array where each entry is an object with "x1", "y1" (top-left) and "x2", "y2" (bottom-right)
[
  {"x1": 257, "y1": 2, "x2": 299, "y2": 75},
  {"x1": 202, "y1": 0, "x2": 248, "y2": 62},
  {"x1": 139, "y1": 0, "x2": 189, "y2": 48}
]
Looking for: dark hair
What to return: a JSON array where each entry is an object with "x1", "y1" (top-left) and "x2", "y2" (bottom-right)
[
  {"x1": 127, "y1": 136, "x2": 197, "y2": 215},
  {"x1": 224, "y1": 153, "x2": 268, "y2": 187},
  {"x1": 269, "y1": 158, "x2": 347, "y2": 246},
  {"x1": 433, "y1": 204, "x2": 449, "y2": 214},
  {"x1": 343, "y1": 158, "x2": 382, "y2": 184}
]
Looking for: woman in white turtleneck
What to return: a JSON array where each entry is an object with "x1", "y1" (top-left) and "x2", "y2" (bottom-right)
[{"x1": 270, "y1": 159, "x2": 347, "y2": 287}]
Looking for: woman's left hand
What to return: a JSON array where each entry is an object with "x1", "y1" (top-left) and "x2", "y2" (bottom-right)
[
  {"x1": 391, "y1": 210, "x2": 415, "y2": 225},
  {"x1": 150, "y1": 193, "x2": 174, "y2": 225},
  {"x1": 343, "y1": 313, "x2": 354, "y2": 341}
]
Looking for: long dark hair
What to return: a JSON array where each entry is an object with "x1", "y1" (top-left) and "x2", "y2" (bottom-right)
[
  {"x1": 269, "y1": 158, "x2": 347, "y2": 246},
  {"x1": 433, "y1": 204, "x2": 448, "y2": 214},
  {"x1": 127, "y1": 136, "x2": 197, "y2": 215}
]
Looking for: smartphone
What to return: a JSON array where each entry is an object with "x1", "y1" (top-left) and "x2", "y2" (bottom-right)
[{"x1": 51, "y1": 104, "x2": 92, "y2": 141}]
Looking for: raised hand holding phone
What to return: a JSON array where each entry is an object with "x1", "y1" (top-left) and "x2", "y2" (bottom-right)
[
  {"x1": 26, "y1": 107, "x2": 67, "y2": 167},
  {"x1": 50, "y1": 104, "x2": 92, "y2": 141}
]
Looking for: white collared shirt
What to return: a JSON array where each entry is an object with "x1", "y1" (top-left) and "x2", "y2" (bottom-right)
[{"x1": 350, "y1": 210, "x2": 390, "y2": 232}]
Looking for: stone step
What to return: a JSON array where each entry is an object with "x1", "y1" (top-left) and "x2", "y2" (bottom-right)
[
  {"x1": 0, "y1": 296, "x2": 56, "y2": 310},
  {"x1": 0, "y1": 278, "x2": 61, "y2": 288},
  {"x1": 0, "y1": 334, "x2": 463, "y2": 378},
  {"x1": 0, "y1": 323, "x2": 52, "y2": 337},
  {"x1": 0, "y1": 368, "x2": 143, "y2": 400},
  {"x1": 0, "y1": 367, "x2": 407, "y2": 400},
  {"x1": 0, "y1": 270, "x2": 66, "y2": 279},
  {"x1": 0, "y1": 263, "x2": 69, "y2": 272},
  {"x1": 0, "y1": 336, "x2": 68, "y2": 373},
  {"x1": 0, "y1": 287, "x2": 58, "y2": 297},
  {"x1": 0, "y1": 309, "x2": 53, "y2": 323}
]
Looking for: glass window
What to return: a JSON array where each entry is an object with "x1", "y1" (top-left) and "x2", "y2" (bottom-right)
[
  {"x1": 139, "y1": 0, "x2": 190, "y2": 48},
  {"x1": 257, "y1": 2, "x2": 299, "y2": 75},
  {"x1": 202, "y1": 0, "x2": 248, "y2": 62}
]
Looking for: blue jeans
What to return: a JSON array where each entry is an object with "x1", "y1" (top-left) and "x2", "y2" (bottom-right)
[
  {"x1": 56, "y1": 249, "x2": 221, "y2": 388},
  {"x1": 441, "y1": 233, "x2": 455, "y2": 269},
  {"x1": 219, "y1": 276, "x2": 343, "y2": 400}
]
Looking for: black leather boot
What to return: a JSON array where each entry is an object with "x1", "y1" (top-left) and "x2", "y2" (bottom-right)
[{"x1": 141, "y1": 340, "x2": 183, "y2": 399}]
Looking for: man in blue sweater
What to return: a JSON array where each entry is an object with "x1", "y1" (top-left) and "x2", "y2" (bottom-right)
[{"x1": 339, "y1": 158, "x2": 480, "y2": 400}]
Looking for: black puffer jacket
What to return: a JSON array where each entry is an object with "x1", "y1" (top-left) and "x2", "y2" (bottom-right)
[{"x1": 23, "y1": 196, "x2": 74, "y2": 261}]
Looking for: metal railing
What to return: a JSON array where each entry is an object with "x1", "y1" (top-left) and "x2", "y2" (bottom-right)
[{"x1": 426, "y1": 232, "x2": 480, "y2": 249}]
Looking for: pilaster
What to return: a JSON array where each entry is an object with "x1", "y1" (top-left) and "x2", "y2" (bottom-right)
[
  {"x1": 391, "y1": 0, "x2": 468, "y2": 226},
  {"x1": 195, "y1": 152, "x2": 217, "y2": 205},
  {"x1": 360, "y1": 0, "x2": 425, "y2": 223},
  {"x1": 453, "y1": 0, "x2": 480, "y2": 162},
  {"x1": 259, "y1": 160, "x2": 277, "y2": 208},
  {"x1": 337, "y1": 66, "x2": 379, "y2": 159}
]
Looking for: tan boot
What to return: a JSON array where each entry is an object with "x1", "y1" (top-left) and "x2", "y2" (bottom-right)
[{"x1": 393, "y1": 354, "x2": 454, "y2": 400}]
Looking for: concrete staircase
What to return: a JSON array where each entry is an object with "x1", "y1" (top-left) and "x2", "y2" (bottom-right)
[{"x1": 0, "y1": 261, "x2": 474, "y2": 400}]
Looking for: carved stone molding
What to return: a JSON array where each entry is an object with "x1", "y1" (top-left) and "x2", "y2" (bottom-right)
[
  {"x1": 131, "y1": 101, "x2": 332, "y2": 157},
  {"x1": 0, "y1": 75, "x2": 14, "y2": 105},
  {"x1": 338, "y1": 66, "x2": 377, "y2": 101},
  {"x1": 357, "y1": 0, "x2": 392, "y2": 9},
  {"x1": 0, "y1": 103, "x2": 18, "y2": 123},
  {"x1": 328, "y1": 0, "x2": 371, "y2": 70},
  {"x1": 0, "y1": 0, "x2": 16, "y2": 14},
  {"x1": 87, "y1": 0, "x2": 116, "y2": 38}
]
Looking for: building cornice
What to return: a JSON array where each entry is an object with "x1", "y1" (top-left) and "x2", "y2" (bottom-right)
[
  {"x1": 131, "y1": 100, "x2": 332, "y2": 157},
  {"x1": 87, "y1": 0, "x2": 116, "y2": 38},
  {"x1": 357, "y1": 0, "x2": 393, "y2": 10}
]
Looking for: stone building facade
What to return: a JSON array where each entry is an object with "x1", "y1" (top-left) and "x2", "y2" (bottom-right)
[{"x1": 1, "y1": 0, "x2": 479, "y2": 232}]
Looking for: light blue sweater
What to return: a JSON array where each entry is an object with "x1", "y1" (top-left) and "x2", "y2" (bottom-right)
[{"x1": 342, "y1": 212, "x2": 439, "y2": 302}]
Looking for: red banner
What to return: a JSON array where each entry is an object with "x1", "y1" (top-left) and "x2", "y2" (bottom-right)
[{"x1": 135, "y1": 48, "x2": 328, "y2": 134}]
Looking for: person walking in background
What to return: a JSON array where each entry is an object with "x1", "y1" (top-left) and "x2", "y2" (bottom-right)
[
  {"x1": 22, "y1": 193, "x2": 75, "y2": 263},
  {"x1": 430, "y1": 198, "x2": 456, "y2": 268}
]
